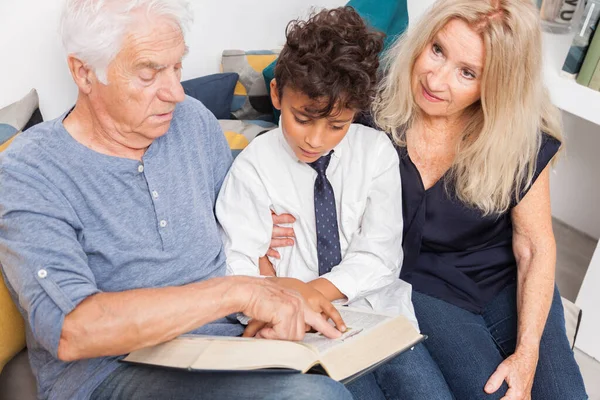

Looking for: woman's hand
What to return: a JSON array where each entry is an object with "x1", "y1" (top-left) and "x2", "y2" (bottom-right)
[
  {"x1": 485, "y1": 348, "x2": 539, "y2": 400},
  {"x1": 267, "y1": 212, "x2": 296, "y2": 259}
]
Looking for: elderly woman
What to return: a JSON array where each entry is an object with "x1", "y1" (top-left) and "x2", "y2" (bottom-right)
[
  {"x1": 270, "y1": 0, "x2": 588, "y2": 398},
  {"x1": 372, "y1": 0, "x2": 587, "y2": 398},
  {"x1": 0, "y1": 1, "x2": 351, "y2": 400}
]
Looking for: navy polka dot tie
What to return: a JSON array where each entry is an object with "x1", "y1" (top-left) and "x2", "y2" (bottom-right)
[{"x1": 309, "y1": 151, "x2": 342, "y2": 276}]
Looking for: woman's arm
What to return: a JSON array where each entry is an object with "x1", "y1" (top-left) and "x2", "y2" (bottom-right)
[{"x1": 485, "y1": 165, "x2": 556, "y2": 399}]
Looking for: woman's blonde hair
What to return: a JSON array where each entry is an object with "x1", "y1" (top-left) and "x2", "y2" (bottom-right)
[{"x1": 373, "y1": 0, "x2": 562, "y2": 215}]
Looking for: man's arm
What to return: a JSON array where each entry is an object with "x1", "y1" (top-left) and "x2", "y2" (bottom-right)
[{"x1": 58, "y1": 275, "x2": 341, "y2": 361}]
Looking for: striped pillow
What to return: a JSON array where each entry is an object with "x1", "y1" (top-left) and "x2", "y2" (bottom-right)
[
  {"x1": 221, "y1": 50, "x2": 280, "y2": 122},
  {"x1": 0, "y1": 89, "x2": 42, "y2": 151}
]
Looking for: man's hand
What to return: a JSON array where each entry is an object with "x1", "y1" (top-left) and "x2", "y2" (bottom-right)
[
  {"x1": 267, "y1": 212, "x2": 296, "y2": 259},
  {"x1": 235, "y1": 278, "x2": 342, "y2": 341},
  {"x1": 269, "y1": 277, "x2": 346, "y2": 331},
  {"x1": 484, "y1": 348, "x2": 539, "y2": 400}
]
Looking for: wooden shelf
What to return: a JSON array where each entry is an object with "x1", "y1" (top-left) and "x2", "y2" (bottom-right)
[{"x1": 542, "y1": 31, "x2": 600, "y2": 126}]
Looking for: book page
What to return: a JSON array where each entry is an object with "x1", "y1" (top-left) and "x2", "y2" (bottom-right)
[
  {"x1": 319, "y1": 313, "x2": 424, "y2": 382},
  {"x1": 302, "y1": 307, "x2": 391, "y2": 354},
  {"x1": 124, "y1": 335, "x2": 320, "y2": 373},
  {"x1": 190, "y1": 338, "x2": 318, "y2": 372},
  {"x1": 124, "y1": 337, "x2": 211, "y2": 369}
]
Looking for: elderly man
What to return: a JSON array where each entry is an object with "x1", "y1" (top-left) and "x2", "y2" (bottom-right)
[{"x1": 0, "y1": 1, "x2": 350, "y2": 399}]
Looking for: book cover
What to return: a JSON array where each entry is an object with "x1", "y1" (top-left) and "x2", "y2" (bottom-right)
[
  {"x1": 122, "y1": 306, "x2": 425, "y2": 384},
  {"x1": 577, "y1": 24, "x2": 600, "y2": 85},
  {"x1": 588, "y1": 59, "x2": 600, "y2": 89}
]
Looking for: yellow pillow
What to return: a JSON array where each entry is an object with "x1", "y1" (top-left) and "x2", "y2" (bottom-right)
[
  {"x1": 0, "y1": 132, "x2": 27, "y2": 373},
  {"x1": 0, "y1": 132, "x2": 19, "y2": 152},
  {"x1": 0, "y1": 272, "x2": 26, "y2": 373}
]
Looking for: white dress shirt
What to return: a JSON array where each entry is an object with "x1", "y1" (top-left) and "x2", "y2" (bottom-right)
[{"x1": 216, "y1": 123, "x2": 410, "y2": 303}]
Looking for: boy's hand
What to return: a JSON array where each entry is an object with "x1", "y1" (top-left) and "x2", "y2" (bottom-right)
[
  {"x1": 237, "y1": 277, "x2": 342, "y2": 341},
  {"x1": 268, "y1": 212, "x2": 296, "y2": 259},
  {"x1": 258, "y1": 256, "x2": 276, "y2": 276},
  {"x1": 269, "y1": 277, "x2": 346, "y2": 332}
]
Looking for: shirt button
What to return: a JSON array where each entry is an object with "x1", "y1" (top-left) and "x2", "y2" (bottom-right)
[
  {"x1": 138, "y1": 165, "x2": 144, "y2": 173},
  {"x1": 159, "y1": 220, "x2": 167, "y2": 228},
  {"x1": 152, "y1": 191, "x2": 159, "y2": 199},
  {"x1": 37, "y1": 269, "x2": 48, "y2": 279}
]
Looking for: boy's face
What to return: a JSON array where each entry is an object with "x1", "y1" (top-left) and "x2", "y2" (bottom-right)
[{"x1": 270, "y1": 80, "x2": 356, "y2": 163}]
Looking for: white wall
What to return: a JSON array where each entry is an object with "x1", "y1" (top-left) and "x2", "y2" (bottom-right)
[
  {"x1": 576, "y1": 241, "x2": 600, "y2": 360},
  {"x1": 551, "y1": 112, "x2": 600, "y2": 239},
  {"x1": 0, "y1": 0, "x2": 345, "y2": 120}
]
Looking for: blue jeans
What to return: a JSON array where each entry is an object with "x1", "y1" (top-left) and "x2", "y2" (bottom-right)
[
  {"x1": 347, "y1": 343, "x2": 454, "y2": 400},
  {"x1": 91, "y1": 365, "x2": 352, "y2": 400},
  {"x1": 412, "y1": 283, "x2": 588, "y2": 399}
]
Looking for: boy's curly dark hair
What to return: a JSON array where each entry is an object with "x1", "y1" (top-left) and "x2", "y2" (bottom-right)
[{"x1": 274, "y1": 6, "x2": 384, "y2": 117}]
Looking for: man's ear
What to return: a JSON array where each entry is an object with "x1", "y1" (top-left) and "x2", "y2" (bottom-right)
[
  {"x1": 67, "y1": 55, "x2": 96, "y2": 94},
  {"x1": 270, "y1": 79, "x2": 282, "y2": 110}
]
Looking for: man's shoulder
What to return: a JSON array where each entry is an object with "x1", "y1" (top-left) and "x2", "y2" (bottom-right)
[
  {"x1": 1, "y1": 118, "x2": 64, "y2": 172},
  {"x1": 173, "y1": 95, "x2": 216, "y2": 125}
]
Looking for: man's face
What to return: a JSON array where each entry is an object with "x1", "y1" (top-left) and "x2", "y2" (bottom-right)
[
  {"x1": 271, "y1": 81, "x2": 356, "y2": 163},
  {"x1": 89, "y1": 15, "x2": 187, "y2": 144}
]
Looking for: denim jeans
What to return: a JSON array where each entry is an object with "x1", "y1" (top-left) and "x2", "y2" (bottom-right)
[
  {"x1": 412, "y1": 283, "x2": 588, "y2": 399},
  {"x1": 346, "y1": 342, "x2": 454, "y2": 400},
  {"x1": 91, "y1": 365, "x2": 353, "y2": 400}
]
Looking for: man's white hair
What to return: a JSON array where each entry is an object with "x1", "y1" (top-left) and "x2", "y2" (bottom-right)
[{"x1": 60, "y1": 0, "x2": 193, "y2": 84}]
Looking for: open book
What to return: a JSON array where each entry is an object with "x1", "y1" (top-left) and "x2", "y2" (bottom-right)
[{"x1": 122, "y1": 307, "x2": 425, "y2": 383}]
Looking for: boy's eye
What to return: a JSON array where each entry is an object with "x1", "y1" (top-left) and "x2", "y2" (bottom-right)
[
  {"x1": 331, "y1": 125, "x2": 345, "y2": 131},
  {"x1": 294, "y1": 116, "x2": 310, "y2": 125}
]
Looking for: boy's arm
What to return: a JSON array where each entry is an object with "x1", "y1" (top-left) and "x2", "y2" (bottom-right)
[
  {"x1": 216, "y1": 158, "x2": 274, "y2": 277},
  {"x1": 312, "y1": 139, "x2": 403, "y2": 303}
]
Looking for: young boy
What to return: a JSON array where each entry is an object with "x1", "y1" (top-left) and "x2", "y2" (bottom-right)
[{"x1": 216, "y1": 7, "x2": 453, "y2": 399}]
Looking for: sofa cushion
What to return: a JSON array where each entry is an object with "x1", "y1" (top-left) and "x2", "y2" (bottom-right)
[
  {"x1": 218, "y1": 119, "x2": 277, "y2": 159},
  {"x1": 181, "y1": 73, "x2": 239, "y2": 119},
  {"x1": 0, "y1": 273, "x2": 25, "y2": 374},
  {"x1": 221, "y1": 50, "x2": 280, "y2": 121},
  {"x1": 0, "y1": 350, "x2": 37, "y2": 400}
]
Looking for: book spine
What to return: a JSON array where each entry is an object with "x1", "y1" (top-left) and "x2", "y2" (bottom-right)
[
  {"x1": 577, "y1": 25, "x2": 600, "y2": 86},
  {"x1": 561, "y1": 1, "x2": 600, "y2": 77},
  {"x1": 588, "y1": 60, "x2": 600, "y2": 89}
]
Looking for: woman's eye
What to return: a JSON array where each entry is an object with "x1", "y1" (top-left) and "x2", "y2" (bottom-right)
[
  {"x1": 461, "y1": 69, "x2": 476, "y2": 80},
  {"x1": 432, "y1": 43, "x2": 442, "y2": 55}
]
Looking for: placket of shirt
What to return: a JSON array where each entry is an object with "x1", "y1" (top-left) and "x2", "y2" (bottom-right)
[{"x1": 136, "y1": 159, "x2": 171, "y2": 250}]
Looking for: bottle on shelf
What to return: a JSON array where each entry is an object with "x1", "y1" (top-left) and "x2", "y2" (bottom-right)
[{"x1": 537, "y1": 0, "x2": 583, "y2": 34}]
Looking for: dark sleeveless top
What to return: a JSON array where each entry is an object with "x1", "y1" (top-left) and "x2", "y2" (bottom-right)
[{"x1": 398, "y1": 133, "x2": 561, "y2": 313}]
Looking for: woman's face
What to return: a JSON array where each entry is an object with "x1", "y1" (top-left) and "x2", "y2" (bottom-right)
[{"x1": 412, "y1": 19, "x2": 484, "y2": 119}]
